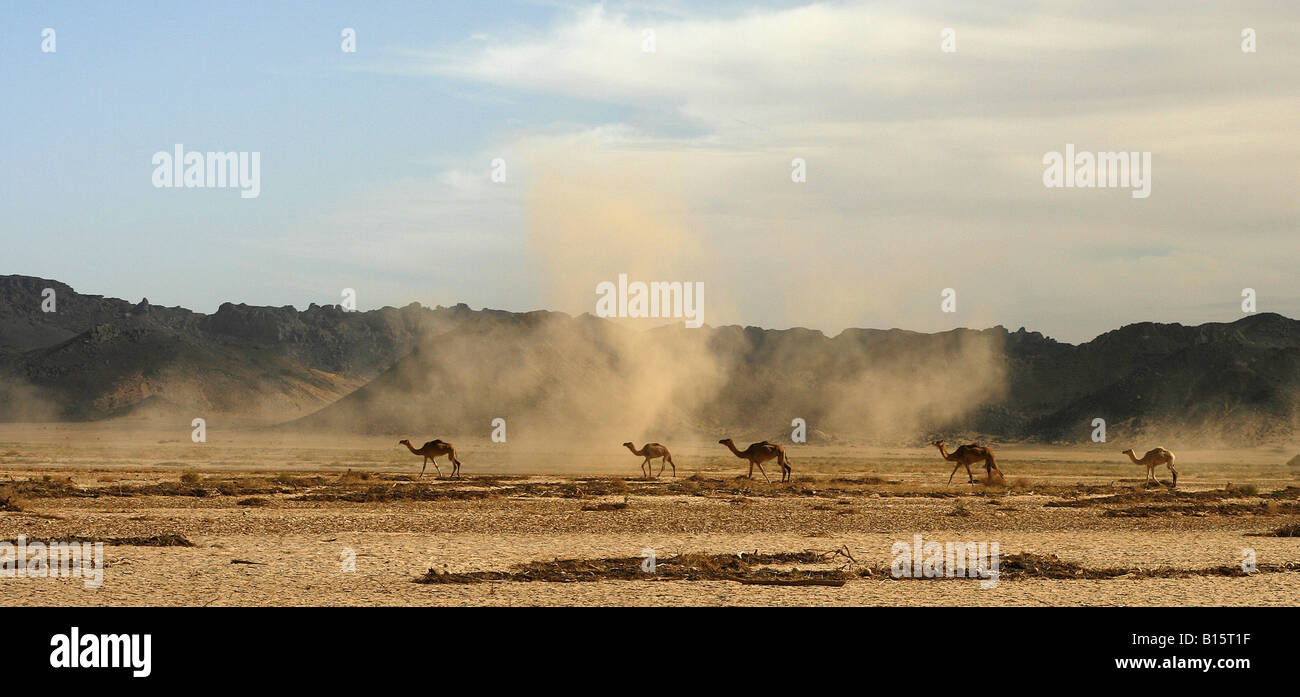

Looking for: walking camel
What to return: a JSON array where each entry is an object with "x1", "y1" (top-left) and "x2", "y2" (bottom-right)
[
  {"x1": 622, "y1": 442, "x2": 676, "y2": 478},
  {"x1": 718, "y1": 438, "x2": 791, "y2": 483},
  {"x1": 1121, "y1": 447, "x2": 1178, "y2": 487},
  {"x1": 398, "y1": 438, "x2": 462, "y2": 479},
  {"x1": 932, "y1": 440, "x2": 1003, "y2": 485}
]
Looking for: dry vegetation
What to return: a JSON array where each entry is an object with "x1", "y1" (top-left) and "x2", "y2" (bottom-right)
[{"x1": 1, "y1": 426, "x2": 1298, "y2": 606}]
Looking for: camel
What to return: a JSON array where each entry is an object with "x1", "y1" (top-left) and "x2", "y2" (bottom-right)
[
  {"x1": 622, "y1": 442, "x2": 676, "y2": 479},
  {"x1": 932, "y1": 440, "x2": 1003, "y2": 485},
  {"x1": 718, "y1": 438, "x2": 791, "y2": 483},
  {"x1": 398, "y1": 438, "x2": 461, "y2": 479},
  {"x1": 1121, "y1": 447, "x2": 1177, "y2": 487}
]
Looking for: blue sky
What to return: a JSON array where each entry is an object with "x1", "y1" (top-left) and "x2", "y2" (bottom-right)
[
  {"x1": 3, "y1": 1, "x2": 1297, "y2": 342},
  {"x1": 3, "y1": 1, "x2": 566, "y2": 310}
]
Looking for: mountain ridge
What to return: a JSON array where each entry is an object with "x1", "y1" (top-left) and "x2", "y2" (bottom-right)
[{"x1": 1, "y1": 275, "x2": 1296, "y2": 446}]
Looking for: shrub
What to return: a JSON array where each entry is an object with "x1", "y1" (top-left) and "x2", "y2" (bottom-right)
[{"x1": 0, "y1": 485, "x2": 24, "y2": 512}]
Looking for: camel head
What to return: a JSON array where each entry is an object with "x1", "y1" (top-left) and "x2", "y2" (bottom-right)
[
  {"x1": 931, "y1": 440, "x2": 945, "y2": 447},
  {"x1": 622, "y1": 441, "x2": 635, "y2": 449},
  {"x1": 1120, "y1": 448, "x2": 1134, "y2": 456},
  {"x1": 718, "y1": 438, "x2": 733, "y2": 445},
  {"x1": 398, "y1": 439, "x2": 410, "y2": 446}
]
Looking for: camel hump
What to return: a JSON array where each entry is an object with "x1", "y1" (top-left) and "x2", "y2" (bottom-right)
[{"x1": 423, "y1": 440, "x2": 446, "y2": 449}]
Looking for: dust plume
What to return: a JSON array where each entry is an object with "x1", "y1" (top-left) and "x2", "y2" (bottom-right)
[
  {"x1": 819, "y1": 329, "x2": 1009, "y2": 442},
  {"x1": 0, "y1": 375, "x2": 60, "y2": 423},
  {"x1": 504, "y1": 137, "x2": 1011, "y2": 447}
]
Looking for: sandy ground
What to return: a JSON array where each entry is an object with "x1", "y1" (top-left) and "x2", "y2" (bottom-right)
[{"x1": 1, "y1": 424, "x2": 1298, "y2": 606}]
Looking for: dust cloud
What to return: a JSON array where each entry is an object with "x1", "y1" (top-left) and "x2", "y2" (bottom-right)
[
  {"x1": 0, "y1": 377, "x2": 60, "y2": 423},
  {"x1": 484, "y1": 142, "x2": 1014, "y2": 448}
]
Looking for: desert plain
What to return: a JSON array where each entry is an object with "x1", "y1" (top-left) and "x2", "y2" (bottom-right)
[{"x1": 1, "y1": 422, "x2": 1297, "y2": 606}]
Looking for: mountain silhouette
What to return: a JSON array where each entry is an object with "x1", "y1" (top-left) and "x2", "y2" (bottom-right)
[{"x1": 1, "y1": 275, "x2": 1296, "y2": 445}]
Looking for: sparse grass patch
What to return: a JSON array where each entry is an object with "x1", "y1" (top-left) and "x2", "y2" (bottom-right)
[
  {"x1": 0, "y1": 485, "x2": 25, "y2": 512},
  {"x1": 415, "y1": 549, "x2": 855, "y2": 585},
  {"x1": 581, "y1": 502, "x2": 629, "y2": 511},
  {"x1": 294, "y1": 484, "x2": 500, "y2": 503},
  {"x1": 180, "y1": 471, "x2": 201, "y2": 484},
  {"x1": 1, "y1": 534, "x2": 194, "y2": 547},
  {"x1": 1263, "y1": 523, "x2": 1300, "y2": 537},
  {"x1": 273, "y1": 472, "x2": 304, "y2": 486},
  {"x1": 414, "y1": 549, "x2": 1300, "y2": 586}
]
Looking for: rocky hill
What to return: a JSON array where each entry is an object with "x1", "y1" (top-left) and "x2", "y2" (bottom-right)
[
  {"x1": 0, "y1": 275, "x2": 471, "y2": 420},
  {"x1": 1, "y1": 275, "x2": 1297, "y2": 445},
  {"x1": 294, "y1": 305, "x2": 1300, "y2": 446}
]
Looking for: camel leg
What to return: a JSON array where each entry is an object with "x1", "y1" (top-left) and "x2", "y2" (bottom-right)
[
  {"x1": 431, "y1": 458, "x2": 443, "y2": 478},
  {"x1": 665, "y1": 456, "x2": 676, "y2": 478},
  {"x1": 748, "y1": 462, "x2": 754, "y2": 479},
  {"x1": 642, "y1": 458, "x2": 652, "y2": 479},
  {"x1": 1167, "y1": 464, "x2": 1177, "y2": 488},
  {"x1": 754, "y1": 461, "x2": 771, "y2": 484},
  {"x1": 947, "y1": 462, "x2": 961, "y2": 485},
  {"x1": 419, "y1": 457, "x2": 428, "y2": 479},
  {"x1": 965, "y1": 463, "x2": 975, "y2": 484},
  {"x1": 655, "y1": 457, "x2": 667, "y2": 478}
]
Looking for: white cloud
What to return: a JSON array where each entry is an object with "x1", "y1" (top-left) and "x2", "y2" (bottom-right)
[{"x1": 347, "y1": 1, "x2": 1300, "y2": 340}]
